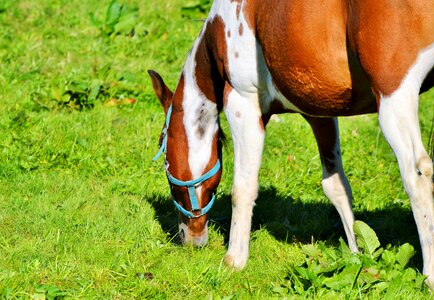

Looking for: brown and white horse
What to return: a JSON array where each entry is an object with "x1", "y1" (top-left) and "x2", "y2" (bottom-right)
[{"x1": 149, "y1": 0, "x2": 434, "y2": 286}]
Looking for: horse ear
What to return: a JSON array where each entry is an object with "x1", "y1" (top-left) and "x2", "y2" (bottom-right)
[{"x1": 148, "y1": 70, "x2": 173, "y2": 112}]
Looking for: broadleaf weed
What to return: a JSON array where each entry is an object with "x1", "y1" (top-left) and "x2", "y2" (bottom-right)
[
  {"x1": 283, "y1": 221, "x2": 426, "y2": 297},
  {"x1": 90, "y1": 0, "x2": 147, "y2": 38}
]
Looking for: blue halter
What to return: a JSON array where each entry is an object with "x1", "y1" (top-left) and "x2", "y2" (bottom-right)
[{"x1": 153, "y1": 104, "x2": 221, "y2": 218}]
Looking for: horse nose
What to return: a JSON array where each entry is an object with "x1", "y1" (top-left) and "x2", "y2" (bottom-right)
[
  {"x1": 179, "y1": 228, "x2": 186, "y2": 242},
  {"x1": 189, "y1": 232, "x2": 208, "y2": 247},
  {"x1": 178, "y1": 222, "x2": 208, "y2": 246}
]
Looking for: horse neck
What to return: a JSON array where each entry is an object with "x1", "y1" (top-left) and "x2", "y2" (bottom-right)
[{"x1": 168, "y1": 30, "x2": 221, "y2": 179}]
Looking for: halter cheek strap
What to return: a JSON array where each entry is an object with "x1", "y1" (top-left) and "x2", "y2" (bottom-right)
[
  {"x1": 153, "y1": 104, "x2": 221, "y2": 218},
  {"x1": 153, "y1": 105, "x2": 172, "y2": 162}
]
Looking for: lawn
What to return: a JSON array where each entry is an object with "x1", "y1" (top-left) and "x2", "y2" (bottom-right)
[{"x1": 0, "y1": 0, "x2": 433, "y2": 298}]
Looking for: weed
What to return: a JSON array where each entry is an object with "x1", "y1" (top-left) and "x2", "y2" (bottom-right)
[
  {"x1": 31, "y1": 64, "x2": 143, "y2": 110},
  {"x1": 278, "y1": 221, "x2": 426, "y2": 297},
  {"x1": 181, "y1": 0, "x2": 212, "y2": 19},
  {"x1": 90, "y1": 0, "x2": 147, "y2": 37}
]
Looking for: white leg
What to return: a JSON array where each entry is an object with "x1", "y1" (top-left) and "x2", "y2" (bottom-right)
[
  {"x1": 379, "y1": 88, "x2": 434, "y2": 286},
  {"x1": 304, "y1": 116, "x2": 357, "y2": 252},
  {"x1": 377, "y1": 44, "x2": 434, "y2": 286},
  {"x1": 223, "y1": 89, "x2": 265, "y2": 269}
]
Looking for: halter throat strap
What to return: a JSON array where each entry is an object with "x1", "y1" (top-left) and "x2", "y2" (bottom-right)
[{"x1": 153, "y1": 104, "x2": 221, "y2": 219}]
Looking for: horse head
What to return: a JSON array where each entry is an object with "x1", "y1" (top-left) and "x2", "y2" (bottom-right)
[{"x1": 148, "y1": 70, "x2": 222, "y2": 246}]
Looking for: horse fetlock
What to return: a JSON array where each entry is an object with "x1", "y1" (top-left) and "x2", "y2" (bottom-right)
[
  {"x1": 348, "y1": 236, "x2": 359, "y2": 253},
  {"x1": 423, "y1": 267, "x2": 434, "y2": 290},
  {"x1": 223, "y1": 251, "x2": 248, "y2": 270},
  {"x1": 425, "y1": 277, "x2": 434, "y2": 291}
]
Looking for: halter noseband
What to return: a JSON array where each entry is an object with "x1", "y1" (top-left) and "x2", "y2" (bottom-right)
[{"x1": 153, "y1": 104, "x2": 221, "y2": 219}]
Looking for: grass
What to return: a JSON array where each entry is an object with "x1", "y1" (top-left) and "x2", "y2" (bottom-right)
[{"x1": 0, "y1": 0, "x2": 433, "y2": 298}]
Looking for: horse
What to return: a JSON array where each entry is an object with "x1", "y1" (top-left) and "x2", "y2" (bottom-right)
[{"x1": 149, "y1": 0, "x2": 434, "y2": 286}]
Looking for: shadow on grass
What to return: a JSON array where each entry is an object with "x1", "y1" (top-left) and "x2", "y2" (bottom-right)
[{"x1": 147, "y1": 185, "x2": 420, "y2": 267}]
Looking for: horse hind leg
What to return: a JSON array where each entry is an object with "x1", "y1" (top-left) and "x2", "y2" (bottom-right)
[
  {"x1": 303, "y1": 116, "x2": 358, "y2": 252},
  {"x1": 377, "y1": 45, "x2": 434, "y2": 286}
]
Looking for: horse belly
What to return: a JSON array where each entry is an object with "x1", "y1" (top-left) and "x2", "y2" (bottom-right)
[
  {"x1": 254, "y1": 0, "x2": 376, "y2": 116},
  {"x1": 262, "y1": 48, "x2": 376, "y2": 117}
]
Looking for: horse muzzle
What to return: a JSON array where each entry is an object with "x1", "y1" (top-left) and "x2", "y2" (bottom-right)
[{"x1": 179, "y1": 221, "x2": 209, "y2": 246}]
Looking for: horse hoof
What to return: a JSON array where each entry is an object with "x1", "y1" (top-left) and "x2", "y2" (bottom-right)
[
  {"x1": 223, "y1": 254, "x2": 246, "y2": 270},
  {"x1": 425, "y1": 277, "x2": 434, "y2": 291}
]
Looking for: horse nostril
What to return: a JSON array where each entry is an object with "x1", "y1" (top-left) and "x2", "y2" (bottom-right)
[{"x1": 179, "y1": 228, "x2": 185, "y2": 241}]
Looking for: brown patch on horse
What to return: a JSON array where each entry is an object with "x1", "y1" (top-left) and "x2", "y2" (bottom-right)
[
  {"x1": 238, "y1": 23, "x2": 244, "y2": 36},
  {"x1": 236, "y1": 4, "x2": 241, "y2": 20},
  {"x1": 227, "y1": 30, "x2": 231, "y2": 38},
  {"x1": 194, "y1": 16, "x2": 228, "y2": 109},
  {"x1": 347, "y1": 0, "x2": 434, "y2": 97},
  {"x1": 253, "y1": 0, "x2": 377, "y2": 116}
]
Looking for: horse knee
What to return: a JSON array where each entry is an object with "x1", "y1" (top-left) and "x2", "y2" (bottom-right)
[
  {"x1": 402, "y1": 154, "x2": 433, "y2": 199},
  {"x1": 231, "y1": 180, "x2": 258, "y2": 207}
]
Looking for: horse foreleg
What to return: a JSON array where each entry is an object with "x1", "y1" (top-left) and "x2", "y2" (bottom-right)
[
  {"x1": 223, "y1": 89, "x2": 265, "y2": 269},
  {"x1": 304, "y1": 116, "x2": 358, "y2": 252},
  {"x1": 379, "y1": 88, "x2": 434, "y2": 287}
]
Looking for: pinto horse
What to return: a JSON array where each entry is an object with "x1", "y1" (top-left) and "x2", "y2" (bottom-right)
[{"x1": 149, "y1": 0, "x2": 434, "y2": 286}]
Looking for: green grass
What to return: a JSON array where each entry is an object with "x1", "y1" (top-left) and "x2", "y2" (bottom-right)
[{"x1": 0, "y1": 0, "x2": 433, "y2": 298}]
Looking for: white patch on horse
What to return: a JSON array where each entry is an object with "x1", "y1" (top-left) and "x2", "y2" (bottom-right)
[
  {"x1": 214, "y1": 1, "x2": 302, "y2": 114},
  {"x1": 181, "y1": 24, "x2": 219, "y2": 183},
  {"x1": 378, "y1": 42, "x2": 434, "y2": 286}
]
